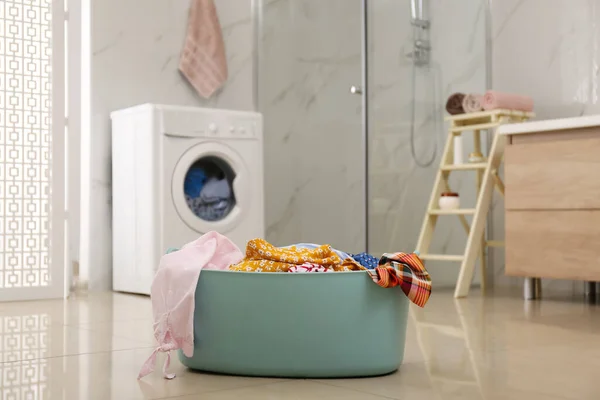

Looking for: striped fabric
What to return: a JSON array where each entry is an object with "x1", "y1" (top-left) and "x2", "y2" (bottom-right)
[{"x1": 366, "y1": 252, "x2": 432, "y2": 307}]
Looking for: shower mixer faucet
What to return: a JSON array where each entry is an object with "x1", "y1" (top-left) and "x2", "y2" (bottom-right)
[
  {"x1": 407, "y1": 39, "x2": 430, "y2": 66},
  {"x1": 407, "y1": 0, "x2": 430, "y2": 66}
]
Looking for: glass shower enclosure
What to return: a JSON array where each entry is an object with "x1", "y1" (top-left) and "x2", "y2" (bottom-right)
[{"x1": 258, "y1": 0, "x2": 488, "y2": 285}]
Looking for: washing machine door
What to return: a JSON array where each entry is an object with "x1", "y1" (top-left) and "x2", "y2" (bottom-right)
[{"x1": 172, "y1": 141, "x2": 251, "y2": 233}]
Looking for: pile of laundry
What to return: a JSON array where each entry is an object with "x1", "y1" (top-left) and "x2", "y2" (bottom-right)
[
  {"x1": 229, "y1": 239, "x2": 365, "y2": 272},
  {"x1": 227, "y1": 239, "x2": 377, "y2": 272},
  {"x1": 184, "y1": 163, "x2": 233, "y2": 221},
  {"x1": 229, "y1": 238, "x2": 431, "y2": 306},
  {"x1": 161, "y1": 235, "x2": 432, "y2": 305},
  {"x1": 138, "y1": 232, "x2": 432, "y2": 380}
]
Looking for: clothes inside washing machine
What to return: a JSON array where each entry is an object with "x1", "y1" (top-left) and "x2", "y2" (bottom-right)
[{"x1": 184, "y1": 157, "x2": 236, "y2": 221}]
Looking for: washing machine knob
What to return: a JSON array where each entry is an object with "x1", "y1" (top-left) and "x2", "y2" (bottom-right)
[{"x1": 208, "y1": 123, "x2": 218, "y2": 134}]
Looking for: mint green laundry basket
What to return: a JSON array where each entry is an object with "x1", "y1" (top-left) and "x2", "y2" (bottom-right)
[{"x1": 178, "y1": 270, "x2": 409, "y2": 378}]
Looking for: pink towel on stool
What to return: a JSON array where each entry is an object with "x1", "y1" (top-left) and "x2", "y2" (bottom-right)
[
  {"x1": 179, "y1": 0, "x2": 228, "y2": 98},
  {"x1": 482, "y1": 90, "x2": 534, "y2": 112},
  {"x1": 462, "y1": 93, "x2": 483, "y2": 113},
  {"x1": 137, "y1": 232, "x2": 243, "y2": 380}
]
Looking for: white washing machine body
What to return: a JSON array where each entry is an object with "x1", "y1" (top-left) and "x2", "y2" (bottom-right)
[{"x1": 111, "y1": 104, "x2": 264, "y2": 294}]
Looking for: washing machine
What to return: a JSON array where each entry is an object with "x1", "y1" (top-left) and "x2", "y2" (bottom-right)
[{"x1": 111, "y1": 104, "x2": 264, "y2": 294}]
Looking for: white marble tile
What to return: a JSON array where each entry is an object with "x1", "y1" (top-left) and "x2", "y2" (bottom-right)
[{"x1": 5, "y1": 291, "x2": 600, "y2": 399}]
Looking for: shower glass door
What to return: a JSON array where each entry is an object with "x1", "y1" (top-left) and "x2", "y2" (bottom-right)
[{"x1": 259, "y1": 0, "x2": 366, "y2": 253}]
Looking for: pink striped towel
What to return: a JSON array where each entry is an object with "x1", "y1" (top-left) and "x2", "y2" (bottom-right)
[
  {"x1": 482, "y1": 90, "x2": 534, "y2": 112},
  {"x1": 462, "y1": 94, "x2": 483, "y2": 113},
  {"x1": 179, "y1": 0, "x2": 228, "y2": 98}
]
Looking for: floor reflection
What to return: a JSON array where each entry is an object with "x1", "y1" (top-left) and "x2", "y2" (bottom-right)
[
  {"x1": 410, "y1": 300, "x2": 484, "y2": 398},
  {"x1": 1, "y1": 314, "x2": 51, "y2": 398}
]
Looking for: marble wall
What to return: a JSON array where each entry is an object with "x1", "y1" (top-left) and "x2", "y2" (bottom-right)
[
  {"x1": 83, "y1": 0, "x2": 255, "y2": 290},
  {"x1": 492, "y1": 0, "x2": 600, "y2": 119},
  {"x1": 489, "y1": 0, "x2": 600, "y2": 292}
]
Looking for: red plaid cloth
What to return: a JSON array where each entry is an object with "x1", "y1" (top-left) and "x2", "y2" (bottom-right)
[{"x1": 366, "y1": 252, "x2": 431, "y2": 307}]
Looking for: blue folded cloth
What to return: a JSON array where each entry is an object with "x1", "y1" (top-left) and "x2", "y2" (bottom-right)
[
  {"x1": 184, "y1": 168, "x2": 207, "y2": 198},
  {"x1": 351, "y1": 252, "x2": 379, "y2": 269}
]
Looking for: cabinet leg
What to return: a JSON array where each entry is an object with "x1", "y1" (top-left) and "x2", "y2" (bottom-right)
[
  {"x1": 524, "y1": 278, "x2": 541, "y2": 300},
  {"x1": 585, "y1": 281, "x2": 597, "y2": 303}
]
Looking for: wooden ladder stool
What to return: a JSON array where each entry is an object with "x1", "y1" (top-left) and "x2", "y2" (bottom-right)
[{"x1": 415, "y1": 109, "x2": 533, "y2": 298}]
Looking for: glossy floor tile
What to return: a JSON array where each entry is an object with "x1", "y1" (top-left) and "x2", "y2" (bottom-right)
[{"x1": 1, "y1": 289, "x2": 599, "y2": 399}]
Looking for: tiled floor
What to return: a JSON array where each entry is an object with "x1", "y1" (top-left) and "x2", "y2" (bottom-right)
[{"x1": 1, "y1": 289, "x2": 599, "y2": 399}]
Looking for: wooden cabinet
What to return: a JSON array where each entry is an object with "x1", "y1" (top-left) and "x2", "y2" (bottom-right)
[
  {"x1": 506, "y1": 210, "x2": 600, "y2": 281},
  {"x1": 504, "y1": 123, "x2": 600, "y2": 281}
]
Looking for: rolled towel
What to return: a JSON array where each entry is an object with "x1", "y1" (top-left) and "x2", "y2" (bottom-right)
[
  {"x1": 482, "y1": 90, "x2": 534, "y2": 112},
  {"x1": 445, "y1": 93, "x2": 466, "y2": 115},
  {"x1": 462, "y1": 93, "x2": 484, "y2": 113}
]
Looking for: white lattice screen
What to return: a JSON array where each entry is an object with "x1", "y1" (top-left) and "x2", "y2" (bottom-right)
[{"x1": 0, "y1": 0, "x2": 65, "y2": 300}]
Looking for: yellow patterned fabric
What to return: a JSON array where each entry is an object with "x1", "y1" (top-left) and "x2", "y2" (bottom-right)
[{"x1": 230, "y1": 239, "x2": 366, "y2": 272}]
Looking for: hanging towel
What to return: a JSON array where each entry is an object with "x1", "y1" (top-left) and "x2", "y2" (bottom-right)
[
  {"x1": 482, "y1": 90, "x2": 534, "y2": 112},
  {"x1": 462, "y1": 93, "x2": 484, "y2": 113},
  {"x1": 366, "y1": 252, "x2": 432, "y2": 307},
  {"x1": 179, "y1": 0, "x2": 228, "y2": 98},
  {"x1": 230, "y1": 239, "x2": 365, "y2": 272},
  {"x1": 138, "y1": 232, "x2": 243, "y2": 380},
  {"x1": 445, "y1": 93, "x2": 466, "y2": 115}
]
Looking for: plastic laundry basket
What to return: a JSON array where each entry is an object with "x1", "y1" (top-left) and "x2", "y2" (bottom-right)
[{"x1": 178, "y1": 270, "x2": 409, "y2": 378}]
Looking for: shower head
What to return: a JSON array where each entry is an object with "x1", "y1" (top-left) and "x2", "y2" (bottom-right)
[{"x1": 410, "y1": 0, "x2": 429, "y2": 24}]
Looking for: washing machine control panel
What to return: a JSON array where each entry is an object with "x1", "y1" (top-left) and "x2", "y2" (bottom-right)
[
  {"x1": 204, "y1": 120, "x2": 257, "y2": 139},
  {"x1": 161, "y1": 109, "x2": 261, "y2": 139}
]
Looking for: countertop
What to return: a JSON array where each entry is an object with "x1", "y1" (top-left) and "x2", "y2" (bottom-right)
[{"x1": 497, "y1": 114, "x2": 600, "y2": 136}]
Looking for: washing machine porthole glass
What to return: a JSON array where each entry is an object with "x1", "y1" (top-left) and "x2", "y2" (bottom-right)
[{"x1": 184, "y1": 156, "x2": 237, "y2": 222}]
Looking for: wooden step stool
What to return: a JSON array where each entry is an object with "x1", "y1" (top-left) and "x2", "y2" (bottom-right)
[{"x1": 415, "y1": 109, "x2": 534, "y2": 298}]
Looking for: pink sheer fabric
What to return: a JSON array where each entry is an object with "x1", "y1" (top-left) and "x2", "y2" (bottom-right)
[{"x1": 138, "y1": 232, "x2": 243, "y2": 379}]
